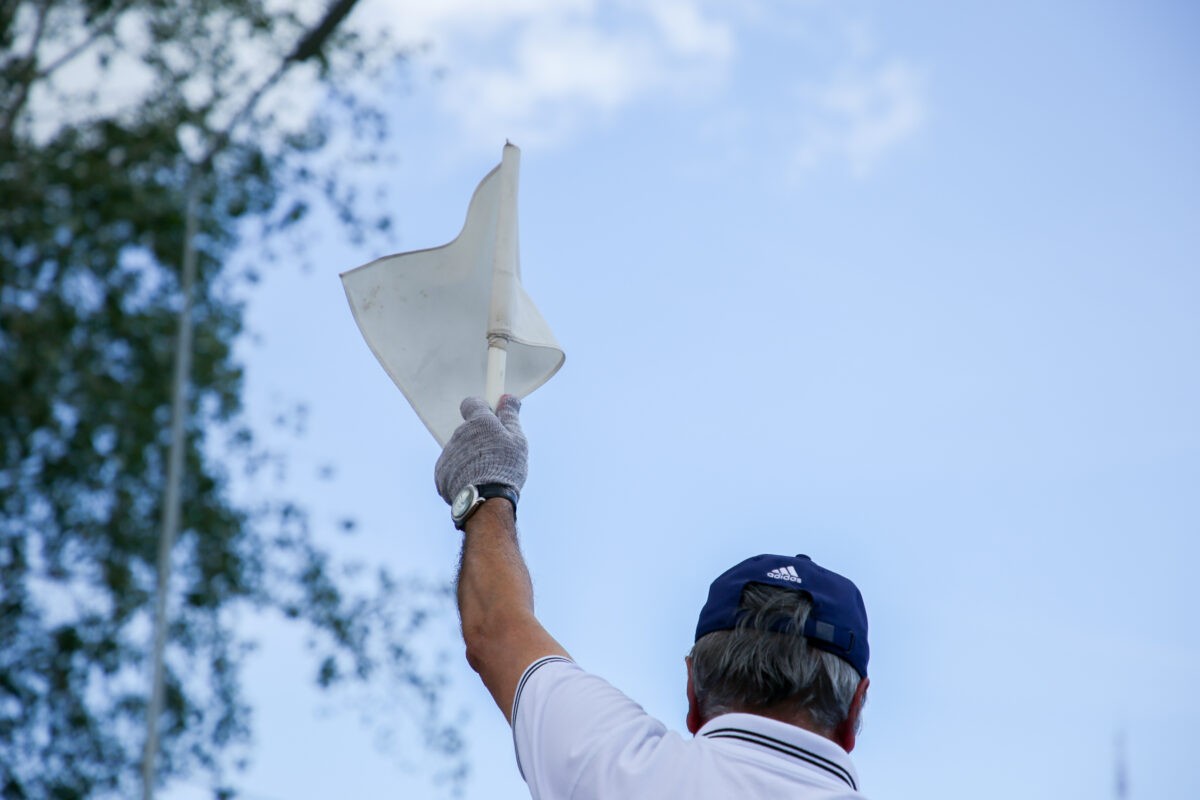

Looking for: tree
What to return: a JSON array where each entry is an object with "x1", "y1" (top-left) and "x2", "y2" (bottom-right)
[{"x1": 0, "y1": 2, "x2": 461, "y2": 797}]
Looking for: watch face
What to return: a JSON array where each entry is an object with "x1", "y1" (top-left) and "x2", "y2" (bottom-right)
[{"x1": 451, "y1": 486, "x2": 475, "y2": 519}]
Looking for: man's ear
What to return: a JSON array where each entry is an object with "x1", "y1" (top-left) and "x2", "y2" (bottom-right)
[
  {"x1": 834, "y1": 676, "x2": 869, "y2": 753},
  {"x1": 685, "y1": 656, "x2": 703, "y2": 735}
]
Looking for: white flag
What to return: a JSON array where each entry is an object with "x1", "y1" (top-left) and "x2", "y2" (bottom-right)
[{"x1": 341, "y1": 144, "x2": 564, "y2": 445}]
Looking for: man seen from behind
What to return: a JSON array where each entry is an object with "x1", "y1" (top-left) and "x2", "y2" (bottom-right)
[{"x1": 435, "y1": 396, "x2": 872, "y2": 799}]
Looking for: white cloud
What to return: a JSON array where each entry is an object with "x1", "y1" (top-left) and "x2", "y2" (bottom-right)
[
  {"x1": 365, "y1": 0, "x2": 926, "y2": 173},
  {"x1": 379, "y1": 0, "x2": 593, "y2": 41},
  {"x1": 438, "y1": 21, "x2": 656, "y2": 146},
  {"x1": 793, "y1": 57, "x2": 928, "y2": 178},
  {"x1": 372, "y1": 0, "x2": 735, "y2": 149},
  {"x1": 646, "y1": 0, "x2": 734, "y2": 59}
]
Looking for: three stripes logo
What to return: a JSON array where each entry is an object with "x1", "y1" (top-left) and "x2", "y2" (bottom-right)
[{"x1": 765, "y1": 565, "x2": 802, "y2": 584}]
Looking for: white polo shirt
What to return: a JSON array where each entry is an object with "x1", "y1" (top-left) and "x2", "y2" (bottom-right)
[{"x1": 512, "y1": 656, "x2": 867, "y2": 800}]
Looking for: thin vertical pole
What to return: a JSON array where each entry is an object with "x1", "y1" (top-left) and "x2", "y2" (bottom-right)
[
  {"x1": 1114, "y1": 729, "x2": 1128, "y2": 800},
  {"x1": 142, "y1": 182, "x2": 200, "y2": 800},
  {"x1": 484, "y1": 143, "x2": 520, "y2": 409}
]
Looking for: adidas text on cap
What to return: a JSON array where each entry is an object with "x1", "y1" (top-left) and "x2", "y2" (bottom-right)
[{"x1": 694, "y1": 554, "x2": 869, "y2": 678}]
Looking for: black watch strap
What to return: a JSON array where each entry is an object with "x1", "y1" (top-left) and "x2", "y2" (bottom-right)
[
  {"x1": 476, "y1": 483, "x2": 520, "y2": 512},
  {"x1": 453, "y1": 483, "x2": 519, "y2": 530}
]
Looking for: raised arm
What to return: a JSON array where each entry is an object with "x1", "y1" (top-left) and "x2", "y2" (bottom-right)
[{"x1": 434, "y1": 396, "x2": 569, "y2": 721}]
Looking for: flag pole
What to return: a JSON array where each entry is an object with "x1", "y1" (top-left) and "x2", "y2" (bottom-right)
[
  {"x1": 485, "y1": 340, "x2": 507, "y2": 409},
  {"x1": 485, "y1": 143, "x2": 520, "y2": 409}
]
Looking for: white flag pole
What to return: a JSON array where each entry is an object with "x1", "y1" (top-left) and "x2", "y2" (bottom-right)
[
  {"x1": 484, "y1": 342, "x2": 507, "y2": 410},
  {"x1": 485, "y1": 143, "x2": 520, "y2": 409}
]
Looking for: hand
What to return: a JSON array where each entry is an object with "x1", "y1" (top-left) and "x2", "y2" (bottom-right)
[{"x1": 434, "y1": 395, "x2": 528, "y2": 505}]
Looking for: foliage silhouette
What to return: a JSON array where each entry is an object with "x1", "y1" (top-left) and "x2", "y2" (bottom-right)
[{"x1": 0, "y1": 2, "x2": 462, "y2": 797}]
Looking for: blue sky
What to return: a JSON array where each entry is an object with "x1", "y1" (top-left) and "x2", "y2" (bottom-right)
[{"x1": 172, "y1": 1, "x2": 1198, "y2": 798}]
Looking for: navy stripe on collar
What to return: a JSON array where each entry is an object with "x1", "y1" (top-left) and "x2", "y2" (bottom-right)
[{"x1": 702, "y1": 726, "x2": 857, "y2": 790}]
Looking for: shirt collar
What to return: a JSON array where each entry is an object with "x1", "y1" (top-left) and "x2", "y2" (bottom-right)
[{"x1": 697, "y1": 712, "x2": 860, "y2": 791}]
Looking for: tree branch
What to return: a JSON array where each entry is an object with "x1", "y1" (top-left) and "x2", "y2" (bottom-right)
[
  {"x1": 287, "y1": 0, "x2": 360, "y2": 65},
  {"x1": 36, "y1": 0, "x2": 136, "y2": 79},
  {"x1": 0, "y1": 0, "x2": 55, "y2": 141},
  {"x1": 196, "y1": 0, "x2": 363, "y2": 171}
]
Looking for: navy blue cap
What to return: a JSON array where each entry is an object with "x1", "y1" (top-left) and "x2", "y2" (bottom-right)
[{"x1": 694, "y1": 554, "x2": 869, "y2": 678}]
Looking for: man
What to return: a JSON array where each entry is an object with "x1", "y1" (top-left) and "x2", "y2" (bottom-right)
[{"x1": 435, "y1": 396, "x2": 872, "y2": 799}]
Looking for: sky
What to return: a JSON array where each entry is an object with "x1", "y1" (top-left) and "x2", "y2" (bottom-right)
[{"x1": 167, "y1": 1, "x2": 1199, "y2": 798}]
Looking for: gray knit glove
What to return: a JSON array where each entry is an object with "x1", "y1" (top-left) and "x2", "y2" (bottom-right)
[{"x1": 434, "y1": 395, "x2": 528, "y2": 505}]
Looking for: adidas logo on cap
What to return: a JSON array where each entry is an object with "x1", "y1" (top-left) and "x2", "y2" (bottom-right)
[{"x1": 766, "y1": 565, "x2": 802, "y2": 584}]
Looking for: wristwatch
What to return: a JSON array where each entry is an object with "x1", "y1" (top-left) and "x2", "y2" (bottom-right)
[{"x1": 451, "y1": 483, "x2": 519, "y2": 530}]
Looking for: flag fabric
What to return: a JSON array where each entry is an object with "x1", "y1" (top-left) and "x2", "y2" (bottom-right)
[{"x1": 341, "y1": 144, "x2": 564, "y2": 446}]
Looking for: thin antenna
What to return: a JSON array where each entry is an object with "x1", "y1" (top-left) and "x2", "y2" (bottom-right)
[
  {"x1": 138, "y1": 3, "x2": 366, "y2": 796},
  {"x1": 142, "y1": 182, "x2": 199, "y2": 800},
  {"x1": 1114, "y1": 729, "x2": 1128, "y2": 800}
]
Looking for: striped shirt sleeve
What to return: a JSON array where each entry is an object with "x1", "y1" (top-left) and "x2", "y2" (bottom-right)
[{"x1": 510, "y1": 657, "x2": 669, "y2": 800}]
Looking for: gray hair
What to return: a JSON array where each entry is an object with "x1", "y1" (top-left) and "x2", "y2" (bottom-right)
[{"x1": 689, "y1": 583, "x2": 863, "y2": 734}]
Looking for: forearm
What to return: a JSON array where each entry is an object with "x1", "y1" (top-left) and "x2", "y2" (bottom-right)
[
  {"x1": 458, "y1": 499, "x2": 533, "y2": 635},
  {"x1": 457, "y1": 498, "x2": 567, "y2": 721}
]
